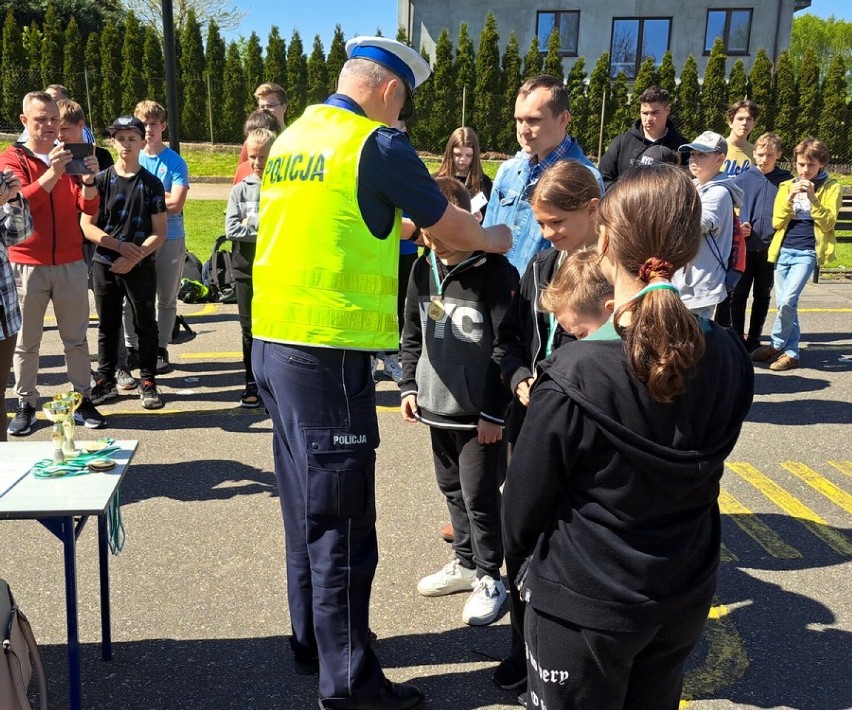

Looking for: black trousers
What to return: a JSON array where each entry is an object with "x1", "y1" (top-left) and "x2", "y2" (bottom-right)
[
  {"x1": 524, "y1": 602, "x2": 711, "y2": 710},
  {"x1": 232, "y1": 240, "x2": 255, "y2": 383},
  {"x1": 92, "y1": 260, "x2": 159, "y2": 382},
  {"x1": 730, "y1": 249, "x2": 775, "y2": 344},
  {"x1": 430, "y1": 426, "x2": 506, "y2": 579}
]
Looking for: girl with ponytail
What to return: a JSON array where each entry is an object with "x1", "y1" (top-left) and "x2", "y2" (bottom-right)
[{"x1": 502, "y1": 164, "x2": 753, "y2": 709}]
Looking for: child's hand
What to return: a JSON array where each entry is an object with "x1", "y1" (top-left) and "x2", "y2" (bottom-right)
[
  {"x1": 110, "y1": 256, "x2": 136, "y2": 274},
  {"x1": 477, "y1": 419, "x2": 503, "y2": 445},
  {"x1": 515, "y1": 376, "x2": 535, "y2": 407},
  {"x1": 82, "y1": 154, "x2": 99, "y2": 175},
  {"x1": 740, "y1": 221, "x2": 752, "y2": 237},
  {"x1": 401, "y1": 394, "x2": 419, "y2": 423},
  {"x1": 117, "y1": 241, "x2": 144, "y2": 261}
]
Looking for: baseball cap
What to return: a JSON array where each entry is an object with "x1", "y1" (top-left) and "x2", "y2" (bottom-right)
[
  {"x1": 106, "y1": 116, "x2": 146, "y2": 138},
  {"x1": 679, "y1": 131, "x2": 728, "y2": 155},
  {"x1": 345, "y1": 36, "x2": 432, "y2": 121}
]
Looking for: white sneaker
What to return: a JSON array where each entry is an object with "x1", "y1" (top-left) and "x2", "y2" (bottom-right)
[
  {"x1": 462, "y1": 575, "x2": 506, "y2": 626},
  {"x1": 383, "y1": 353, "x2": 403, "y2": 383},
  {"x1": 417, "y1": 559, "x2": 477, "y2": 597}
]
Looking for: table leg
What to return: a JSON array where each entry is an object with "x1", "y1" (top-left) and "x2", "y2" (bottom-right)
[
  {"x1": 60, "y1": 515, "x2": 82, "y2": 710},
  {"x1": 97, "y1": 514, "x2": 112, "y2": 661}
]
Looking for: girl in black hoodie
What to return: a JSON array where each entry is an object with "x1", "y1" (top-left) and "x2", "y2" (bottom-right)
[{"x1": 502, "y1": 165, "x2": 753, "y2": 709}]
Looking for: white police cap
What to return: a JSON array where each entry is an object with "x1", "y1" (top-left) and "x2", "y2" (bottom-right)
[{"x1": 345, "y1": 36, "x2": 432, "y2": 94}]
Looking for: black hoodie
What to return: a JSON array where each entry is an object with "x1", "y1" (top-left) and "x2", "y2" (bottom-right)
[
  {"x1": 502, "y1": 321, "x2": 753, "y2": 632},
  {"x1": 598, "y1": 119, "x2": 689, "y2": 191}
]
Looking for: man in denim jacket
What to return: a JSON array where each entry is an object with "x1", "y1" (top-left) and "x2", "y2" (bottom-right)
[{"x1": 483, "y1": 75, "x2": 603, "y2": 275}]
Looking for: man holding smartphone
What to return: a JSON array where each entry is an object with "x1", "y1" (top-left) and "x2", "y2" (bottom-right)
[{"x1": 0, "y1": 91, "x2": 106, "y2": 434}]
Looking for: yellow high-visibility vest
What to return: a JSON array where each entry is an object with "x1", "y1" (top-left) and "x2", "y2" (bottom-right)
[{"x1": 252, "y1": 104, "x2": 400, "y2": 351}]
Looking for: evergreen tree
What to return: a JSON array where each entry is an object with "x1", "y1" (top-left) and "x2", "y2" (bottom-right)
[
  {"x1": 676, "y1": 54, "x2": 702, "y2": 140},
  {"x1": 748, "y1": 49, "x2": 774, "y2": 136},
  {"x1": 472, "y1": 12, "x2": 501, "y2": 150},
  {"x1": 286, "y1": 29, "x2": 308, "y2": 119},
  {"x1": 607, "y1": 72, "x2": 632, "y2": 143},
  {"x1": 522, "y1": 35, "x2": 543, "y2": 80},
  {"x1": 430, "y1": 28, "x2": 455, "y2": 150},
  {"x1": 306, "y1": 34, "x2": 328, "y2": 105},
  {"x1": 62, "y1": 18, "x2": 85, "y2": 105},
  {"x1": 630, "y1": 56, "x2": 658, "y2": 115},
  {"x1": 543, "y1": 28, "x2": 563, "y2": 81},
  {"x1": 84, "y1": 31, "x2": 101, "y2": 131},
  {"x1": 585, "y1": 52, "x2": 611, "y2": 155},
  {"x1": 796, "y1": 46, "x2": 822, "y2": 142},
  {"x1": 1, "y1": 10, "x2": 26, "y2": 124},
  {"x1": 701, "y1": 37, "x2": 728, "y2": 134},
  {"x1": 179, "y1": 9, "x2": 206, "y2": 140},
  {"x1": 100, "y1": 20, "x2": 121, "y2": 128},
  {"x1": 326, "y1": 24, "x2": 347, "y2": 91},
  {"x1": 773, "y1": 51, "x2": 798, "y2": 154},
  {"x1": 222, "y1": 40, "x2": 247, "y2": 142},
  {"x1": 121, "y1": 12, "x2": 145, "y2": 111},
  {"x1": 566, "y1": 58, "x2": 589, "y2": 155},
  {"x1": 205, "y1": 21, "x2": 227, "y2": 140},
  {"x1": 243, "y1": 31, "x2": 264, "y2": 113},
  {"x1": 407, "y1": 47, "x2": 433, "y2": 148},
  {"x1": 395, "y1": 27, "x2": 410, "y2": 47},
  {"x1": 498, "y1": 31, "x2": 522, "y2": 153},
  {"x1": 728, "y1": 59, "x2": 747, "y2": 103},
  {"x1": 818, "y1": 54, "x2": 847, "y2": 160},
  {"x1": 23, "y1": 23, "x2": 42, "y2": 71},
  {"x1": 142, "y1": 29, "x2": 165, "y2": 103},
  {"x1": 657, "y1": 51, "x2": 677, "y2": 106},
  {"x1": 41, "y1": 5, "x2": 63, "y2": 88},
  {"x1": 454, "y1": 23, "x2": 475, "y2": 127},
  {"x1": 264, "y1": 26, "x2": 287, "y2": 89}
]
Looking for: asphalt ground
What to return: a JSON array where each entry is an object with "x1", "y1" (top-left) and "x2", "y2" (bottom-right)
[{"x1": 0, "y1": 277, "x2": 850, "y2": 710}]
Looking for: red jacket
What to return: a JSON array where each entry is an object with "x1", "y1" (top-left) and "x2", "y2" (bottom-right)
[{"x1": 0, "y1": 144, "x2": 99, "y2": 266}]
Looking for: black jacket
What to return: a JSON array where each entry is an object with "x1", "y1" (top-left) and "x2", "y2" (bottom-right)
[
  {"x1": 495, "y1": 248, "x2": 574, "y2": 441},
  {"x1": 503, "y1": 322, "x2": 753, "y2": 632},
  {"x1": 598, "y1": 119, "x2": 688, "y2": 191},
  {"x1": 399, "y1": 251, "x2": 519, "y2": 428}
]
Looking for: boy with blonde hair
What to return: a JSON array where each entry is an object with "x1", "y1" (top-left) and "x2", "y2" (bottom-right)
[{"x1": 539, "y1": 246, "x2": 614, "y2": 340}]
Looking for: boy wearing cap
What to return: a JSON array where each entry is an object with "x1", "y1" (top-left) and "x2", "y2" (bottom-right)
[
  {"x1": 253, "y1": 35, "x2": 511, "y2": 710},
  {"x1": 81, "y1": 116, "x2": 167, "y2": 410},
  {"x1": 674, "y1": 131, "x2": 743, "y2": 319}
]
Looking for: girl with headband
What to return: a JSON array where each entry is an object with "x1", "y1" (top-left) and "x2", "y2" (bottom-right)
[{"x1": 502, "y1": 164, "x2": 753, "y2": 709}]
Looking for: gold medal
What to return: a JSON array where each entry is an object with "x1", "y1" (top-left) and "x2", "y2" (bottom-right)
[{"x1": 427, "y1": 298, "x2": 445, "y2": 321}]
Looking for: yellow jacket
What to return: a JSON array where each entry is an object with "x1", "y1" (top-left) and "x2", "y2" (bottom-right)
[{"x1": 769, "y1": 176, "x2": 841, "y2": 265}]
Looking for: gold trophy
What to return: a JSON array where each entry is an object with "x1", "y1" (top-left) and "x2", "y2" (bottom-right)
[{"x1": 42, "y1": 392, "x2": 83, "y2": 463}]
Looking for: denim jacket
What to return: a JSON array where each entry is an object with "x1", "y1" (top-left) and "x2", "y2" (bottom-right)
[{"x1": 483, "y1": 135, "x2": 603, "y2": 274}]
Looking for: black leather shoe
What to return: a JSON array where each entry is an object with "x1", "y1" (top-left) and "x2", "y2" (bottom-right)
[{"x1": 318, "y1": 680, "x2": 424, "y2": 710}]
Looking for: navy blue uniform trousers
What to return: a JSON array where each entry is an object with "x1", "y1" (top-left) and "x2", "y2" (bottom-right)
[{"x1": 253, "y1": 340, "x2": 385, "y2": 704}]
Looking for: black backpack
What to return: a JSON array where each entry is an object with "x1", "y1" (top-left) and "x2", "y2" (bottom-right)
[{"x1": 201, "y1": 235, "x2": 237, "y2": 304}]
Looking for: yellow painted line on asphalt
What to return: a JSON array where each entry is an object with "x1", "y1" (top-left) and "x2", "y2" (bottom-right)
[
  {"x1": 53, "y1": 302, "x2": 221, "y2": 324},
  {"x1": 782, "y1": 461, "x2": 852, "y2": 515},
  {"x1": 681, "y1": 601, "x2": 749, "y2": 705},
  {"x1": 828, "y1": 460, "x2": 852, "y2": 478},
  {"x1": 718, "y1": 488, "x2": 801, "y2": 559},
  {"x1": 728, "y1": 462, "x2": 852, "y2": 556},
  {"x1": 179, "y1": 351, "x2": 242, "y2": 359}
]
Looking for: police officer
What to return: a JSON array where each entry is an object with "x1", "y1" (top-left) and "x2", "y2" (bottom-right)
[{"x1": 251, "y1": 37, "x2": 512, "y2": 710}]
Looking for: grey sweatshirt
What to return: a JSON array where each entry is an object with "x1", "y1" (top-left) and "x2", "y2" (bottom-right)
[
  {"x1": 673, "y1": 173, "x2": 744, "y2": 310},
  {"x1": 225, "y1": 174, "x2": 261, "y2": 242}
]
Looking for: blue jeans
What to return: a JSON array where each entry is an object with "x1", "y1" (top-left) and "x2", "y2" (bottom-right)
[{"x1": 770, "y1": 248, "x2": 816, "y2": 359}]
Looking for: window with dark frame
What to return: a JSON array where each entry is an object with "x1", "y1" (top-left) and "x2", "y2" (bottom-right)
[
  {"x1": 609, "y1": 17, "x2": 672, "y2": 79},
  {"x1": 704, "y1": 9, "x2": 753, "y2": 54},
  {"x1": 536, "y1": 10, "x2": 580, "y2": 56}
]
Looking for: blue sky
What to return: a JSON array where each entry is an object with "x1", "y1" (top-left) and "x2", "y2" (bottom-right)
[{"x1": 227, "y1": 1, "x2": 851, "y2": 47}]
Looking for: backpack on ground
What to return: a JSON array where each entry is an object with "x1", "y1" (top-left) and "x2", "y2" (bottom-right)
[
  {"x1": 706, "y1": 210, "x2": 747, "y2": 292},
  {"x1": 201, "y1": 235, "x2": 237, "y2": 304},
  {"x1": 1, "y1": 578, "x2": 48, "y2": 710}
]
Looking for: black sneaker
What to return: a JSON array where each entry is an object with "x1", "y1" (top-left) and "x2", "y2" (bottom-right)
[
  {"x1": 156, "y1": 347, "x2": 171, "y2": 374},
  {"x1": 493, "y1": 655, "x2": 527, "y2": 691},
  {"x1": 8, "y1": 403, "x2": 37, "y2": 436},
  {"x1": 74, "y1": 397, "x2": 107, "y2": 429},
  {"x1": 240, "y1": 382, "x2": 261, "y2": 408},
  {"x1": 126, "y1": 347, "x2": 140, "y2": 371},
  {"x1": 140, "y1": 379, "x2": 164, "y2": 409},
  {"x1": 90, "y1": 378, "x2": 118, "y2": 404}
]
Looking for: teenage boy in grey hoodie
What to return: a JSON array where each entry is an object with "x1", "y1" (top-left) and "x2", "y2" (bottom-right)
[{"x1": 674, "y1": 131, "x2": 743, "y2": 319}]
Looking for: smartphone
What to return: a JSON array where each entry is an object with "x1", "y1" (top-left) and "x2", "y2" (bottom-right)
[{"x1": 64, "y1": 143, "x2": 95, "y2": 175}]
